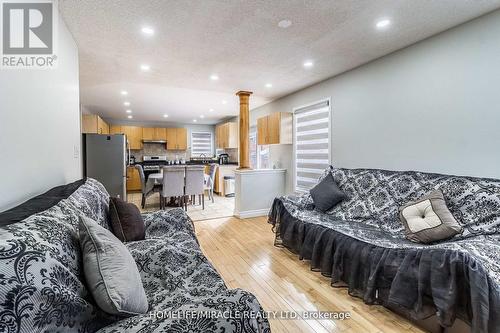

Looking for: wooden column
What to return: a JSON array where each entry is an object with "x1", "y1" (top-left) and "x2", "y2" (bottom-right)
[{"x1": 236, "y1": 90, "x2": 253, "y2": 170}]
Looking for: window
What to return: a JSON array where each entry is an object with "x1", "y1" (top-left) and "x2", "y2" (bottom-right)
[
  {"x1": 250, "y1": 125, "x2": 270, "y2": 169},
  {"x1": 191, "y1": 132, "x2": 213, "y2": 157},
  {"x1": 258, "y1": 145, "x2": 270, "y2": 169},
  {"x1": 250, "y1": 126, "x2": 257, "y2": 168},
  {"x1": 294, "y1": 99, "x2": 331, "y2": 192}
]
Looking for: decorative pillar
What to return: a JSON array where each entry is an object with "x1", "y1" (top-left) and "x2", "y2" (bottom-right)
[{"x1": 236, "y1": 90, "x2": 253, "y2": 170}]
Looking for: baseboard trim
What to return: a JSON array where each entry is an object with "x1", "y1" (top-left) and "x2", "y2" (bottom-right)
[{"x1": 235, "y1": 208, "x2": 270, "y2": 219}]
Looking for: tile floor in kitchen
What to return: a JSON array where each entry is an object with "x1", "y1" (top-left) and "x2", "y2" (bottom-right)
[{"x1": 127, "y1": 191, "x2": 235, "y2": 221}]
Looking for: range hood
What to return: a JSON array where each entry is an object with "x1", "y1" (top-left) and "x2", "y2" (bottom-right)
[{"x1": 142, "y1": 139, "x2": 167, "y2": 143}]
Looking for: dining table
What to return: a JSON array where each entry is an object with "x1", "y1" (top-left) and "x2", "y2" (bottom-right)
[
  {"x1": 148, "y1": 165, "x2": 209, "y2": 185},
  {"x1": 149, "y1": 172, "x2": 163, "y2": 184}
]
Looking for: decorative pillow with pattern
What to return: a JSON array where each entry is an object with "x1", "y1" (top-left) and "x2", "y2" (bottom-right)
[{"x1": 399, "y1": 190, "x2": 463, "y2": 243}]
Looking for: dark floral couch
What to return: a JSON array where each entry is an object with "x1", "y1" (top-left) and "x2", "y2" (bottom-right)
[
  {"x1": 269, "y1": 167, "x2": 500, "y2": 333},
  {"x1": 0, "y1": 178, "x2": 270, "y2": 332}
]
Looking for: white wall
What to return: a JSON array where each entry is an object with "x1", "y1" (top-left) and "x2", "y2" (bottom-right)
[
  {"x1": 251, "y1": 9, "x2": 500, "y2": 194},
  {"x1": 0, "y1": 16, "x2": 81, "y2": 211}
]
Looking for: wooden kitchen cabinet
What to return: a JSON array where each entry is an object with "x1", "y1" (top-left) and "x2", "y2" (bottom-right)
[
  {"x1": 257, "y1": 112, "x2": 292, "y2": 145},
  {"x1": 165, "y1": 128, "x2": 187, "y2": 150},
  {"x1": 126, "y1": 166, "x2": 141, "y2": 192},
  {"x1": 142, "y1": 127, "x2": 155, "y2": 140},
  {"x1": 117, "y1": 126, "x2": 142, "y2": 150},
  {"x1": 154, "y1": 128, "x2": 167, "y2": 141},
  {"x1": 143, "y1": 127, "x2": 167, "y2": 141},
  {"x1": 82, "y1": 114, "x2": 109, "y2": 134},
  {"x1": 257, "y1": 117, "x2": 268, "y2": 145},
  {"x1": 216, "y1": 122, "x2": 238, "y2": 149},
  {"x1": 110, "y1": 125, "x2": 123, "y2": 134}
]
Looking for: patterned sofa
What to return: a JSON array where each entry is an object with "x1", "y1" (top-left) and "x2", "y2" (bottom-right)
[
  {"x1": 269, "y1": 167, "x2": 500, "y2": 333},
  {"x1": 0, "y1": 178, "x2": 270, "y2": 332}
]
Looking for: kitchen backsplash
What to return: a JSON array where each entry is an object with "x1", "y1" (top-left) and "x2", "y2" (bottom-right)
[
  {"x1": 131, "y1": 143, "x2": 189, "y2": 162},
  {"x1": 224, "y1": 148, "x2": 238, "y2": 163},
  {"x1": 131, "y1": 143, "x2": 238, "y2": 163}
]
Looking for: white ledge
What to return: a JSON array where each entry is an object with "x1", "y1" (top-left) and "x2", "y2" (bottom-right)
[{"x1": 235, "y1": 168, "x2": 286, "y2": 175}]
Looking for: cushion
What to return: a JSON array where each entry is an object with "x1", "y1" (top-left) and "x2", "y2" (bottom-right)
[
  {"x1": 399, "y1": 190, "x2": 463, "y2": 243},
  {"x1": 109, "y1": 197, "x2": 145, "y2": 242},
  {"x1": 0, "y1": 178, "x2": 85, "y2": 227},
  {"x1": 79, "y1": 215, "x2": 148, "y2": 315},
  {"x1": 310, "y1": 172, "x2": 347, "y2": 212}
]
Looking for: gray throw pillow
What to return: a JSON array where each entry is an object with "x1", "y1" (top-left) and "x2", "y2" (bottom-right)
[
  {"x1": 399, "y1": 190, "x2": 463, "y2": 243},
  {"x1": 310, "y1": 173, "x2": 347, "y2": 212},
  {"x1": 79, "y1": 215, "x2": 148, "y2": 315}
]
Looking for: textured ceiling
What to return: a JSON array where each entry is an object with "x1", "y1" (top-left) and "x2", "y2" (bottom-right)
[{"x1": 59, "y1": 0, "x2": 500, "y2": 124}]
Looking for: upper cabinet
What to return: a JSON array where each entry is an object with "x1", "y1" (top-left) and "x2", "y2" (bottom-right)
[
  {"x1": 109, "y1": 125, "x2": 142, "y2": 150},
  {"x1": 165, "y1": 128, "x2": 187, "y2": 150},
  {"x1": 82, "y1": 114, "x2": 109, "y2": 134},
  {"x1": 142, "y1": 127, "x2": 166, "y2": 141},
  {"x1": 216, "y1": 122, "x2": 238, "y2": 149},
  {"x1": 257, "y1": 112, "x2": 292, "y2": 145},
  {"x1": 108, "y1": 125, "x2": 187, "y2": 150}
]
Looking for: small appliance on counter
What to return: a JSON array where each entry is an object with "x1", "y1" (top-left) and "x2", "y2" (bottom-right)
[
  {"x1": 129, "y1": 155, "x2": 136, "y2": 165},
  {"x1": 218, "y1": 153, "x2": 229, "y2": 165}
]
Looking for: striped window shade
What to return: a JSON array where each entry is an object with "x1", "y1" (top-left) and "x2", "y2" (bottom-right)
[
  {"x1": 191, "y1": 132, "x2": 213, "y2": 157},
  {"x1": 294, "y1": 100, "x2": 331, "y2": 192}
]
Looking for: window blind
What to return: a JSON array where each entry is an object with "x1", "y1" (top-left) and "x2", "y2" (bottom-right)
[
  {"x1": 191, "y1": 132, "x2": 213, "y2": 157},
  {"x1": 294, "y1": 100, "x2": 330, "y2": 191}
]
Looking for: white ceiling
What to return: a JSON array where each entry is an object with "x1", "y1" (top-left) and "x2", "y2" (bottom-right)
[{"x1": 59, "y1": 0, "x2": 500, "y2": 125}]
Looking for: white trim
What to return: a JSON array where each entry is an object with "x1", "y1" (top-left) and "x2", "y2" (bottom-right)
[
  {"x1": 234, "y1": 208, "x2": 270, "y2": 219},
  {"x1": 234, "y1": 168, "x2": 286, "y2": 175},
  {"x1": 292, "y1": 97, "x2": 332, "y2": 192}
]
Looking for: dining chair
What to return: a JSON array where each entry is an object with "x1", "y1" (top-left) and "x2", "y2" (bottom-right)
[
  {"x1": 185, "y1": 165, "x2": 205, "y2": 210},
  {"x1": 204, "y1": 163, "x2": 218, "y2": 203},
  {"x1": 135, "y1": 165, "x2": 157, "y2": 208},
  {"x1": 160, "y1": 166, "x2": 185, "y2": 210}
]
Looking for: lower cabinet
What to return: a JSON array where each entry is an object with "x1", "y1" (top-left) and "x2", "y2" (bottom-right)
[{"x1": 126, "y1": 167, "x2": 141, "y2": 192}]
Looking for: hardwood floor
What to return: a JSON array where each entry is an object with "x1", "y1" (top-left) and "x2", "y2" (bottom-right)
[{"x1": 194, "y1": 216, "x2": 424, "y2": 333}]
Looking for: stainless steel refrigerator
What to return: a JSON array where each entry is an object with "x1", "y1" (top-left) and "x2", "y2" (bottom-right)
[{"x1": 83, "y1": 134, "x2": 127, "y2": 199}]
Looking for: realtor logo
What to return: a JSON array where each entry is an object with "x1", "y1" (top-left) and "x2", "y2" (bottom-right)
[{"x1": 1, "y1": 0, "x2": 58, "y2": 69}]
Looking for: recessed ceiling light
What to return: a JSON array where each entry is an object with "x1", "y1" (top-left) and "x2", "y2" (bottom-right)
[
  {"x1": 278, "y1": 19, "x2": 292, "y2": 29},
  {"x1": 141, "y1": 26, "x2": 155, "y2": 36},
  {"x1": 140, "y1": 64, "x2": 151, "y2": 71},
  {"x1": 221, "y1": 100, "x2": 227, "y2": 104},
  {"x1": 303, "y1": 61, "x2": 314, "y2": 68},
  {"x1": 121, "y1": 90, "x2": 128, "y2": 95},
  {"x1": 200, "y1": 115, "x2": 205, "y2": 119},
  {"x1": 265, "y1": 83, "x2": 273, "y2": 88},
  {"x1": 193, "y1": 119, "x2": 197, "y2": 123},
  {"x1": 127, "y1": 115, "x2": 133, "y2": 119},
  {"x1": 210, "y1": 74, "x2": 219, "y2": 81},
  {"x1": 209, "y1": 108, "x2": 214, "y2": 112},
  {"x1": 123, "y1": 101, "x2": 130, "y2": 106},
  {"x1": 376, "y1": 19, "x2": 391, "y2": 29},
  {"x1": 126, "y1": 110, "x2": 132, "y2": 113},
  {"x1": 163, "y1": 114, "x2": 169, "y2": 118}
]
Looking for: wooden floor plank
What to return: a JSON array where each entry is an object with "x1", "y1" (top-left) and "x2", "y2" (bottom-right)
[{"x1": 194, "y1": 216, "x2": 424, "y2": 333}]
